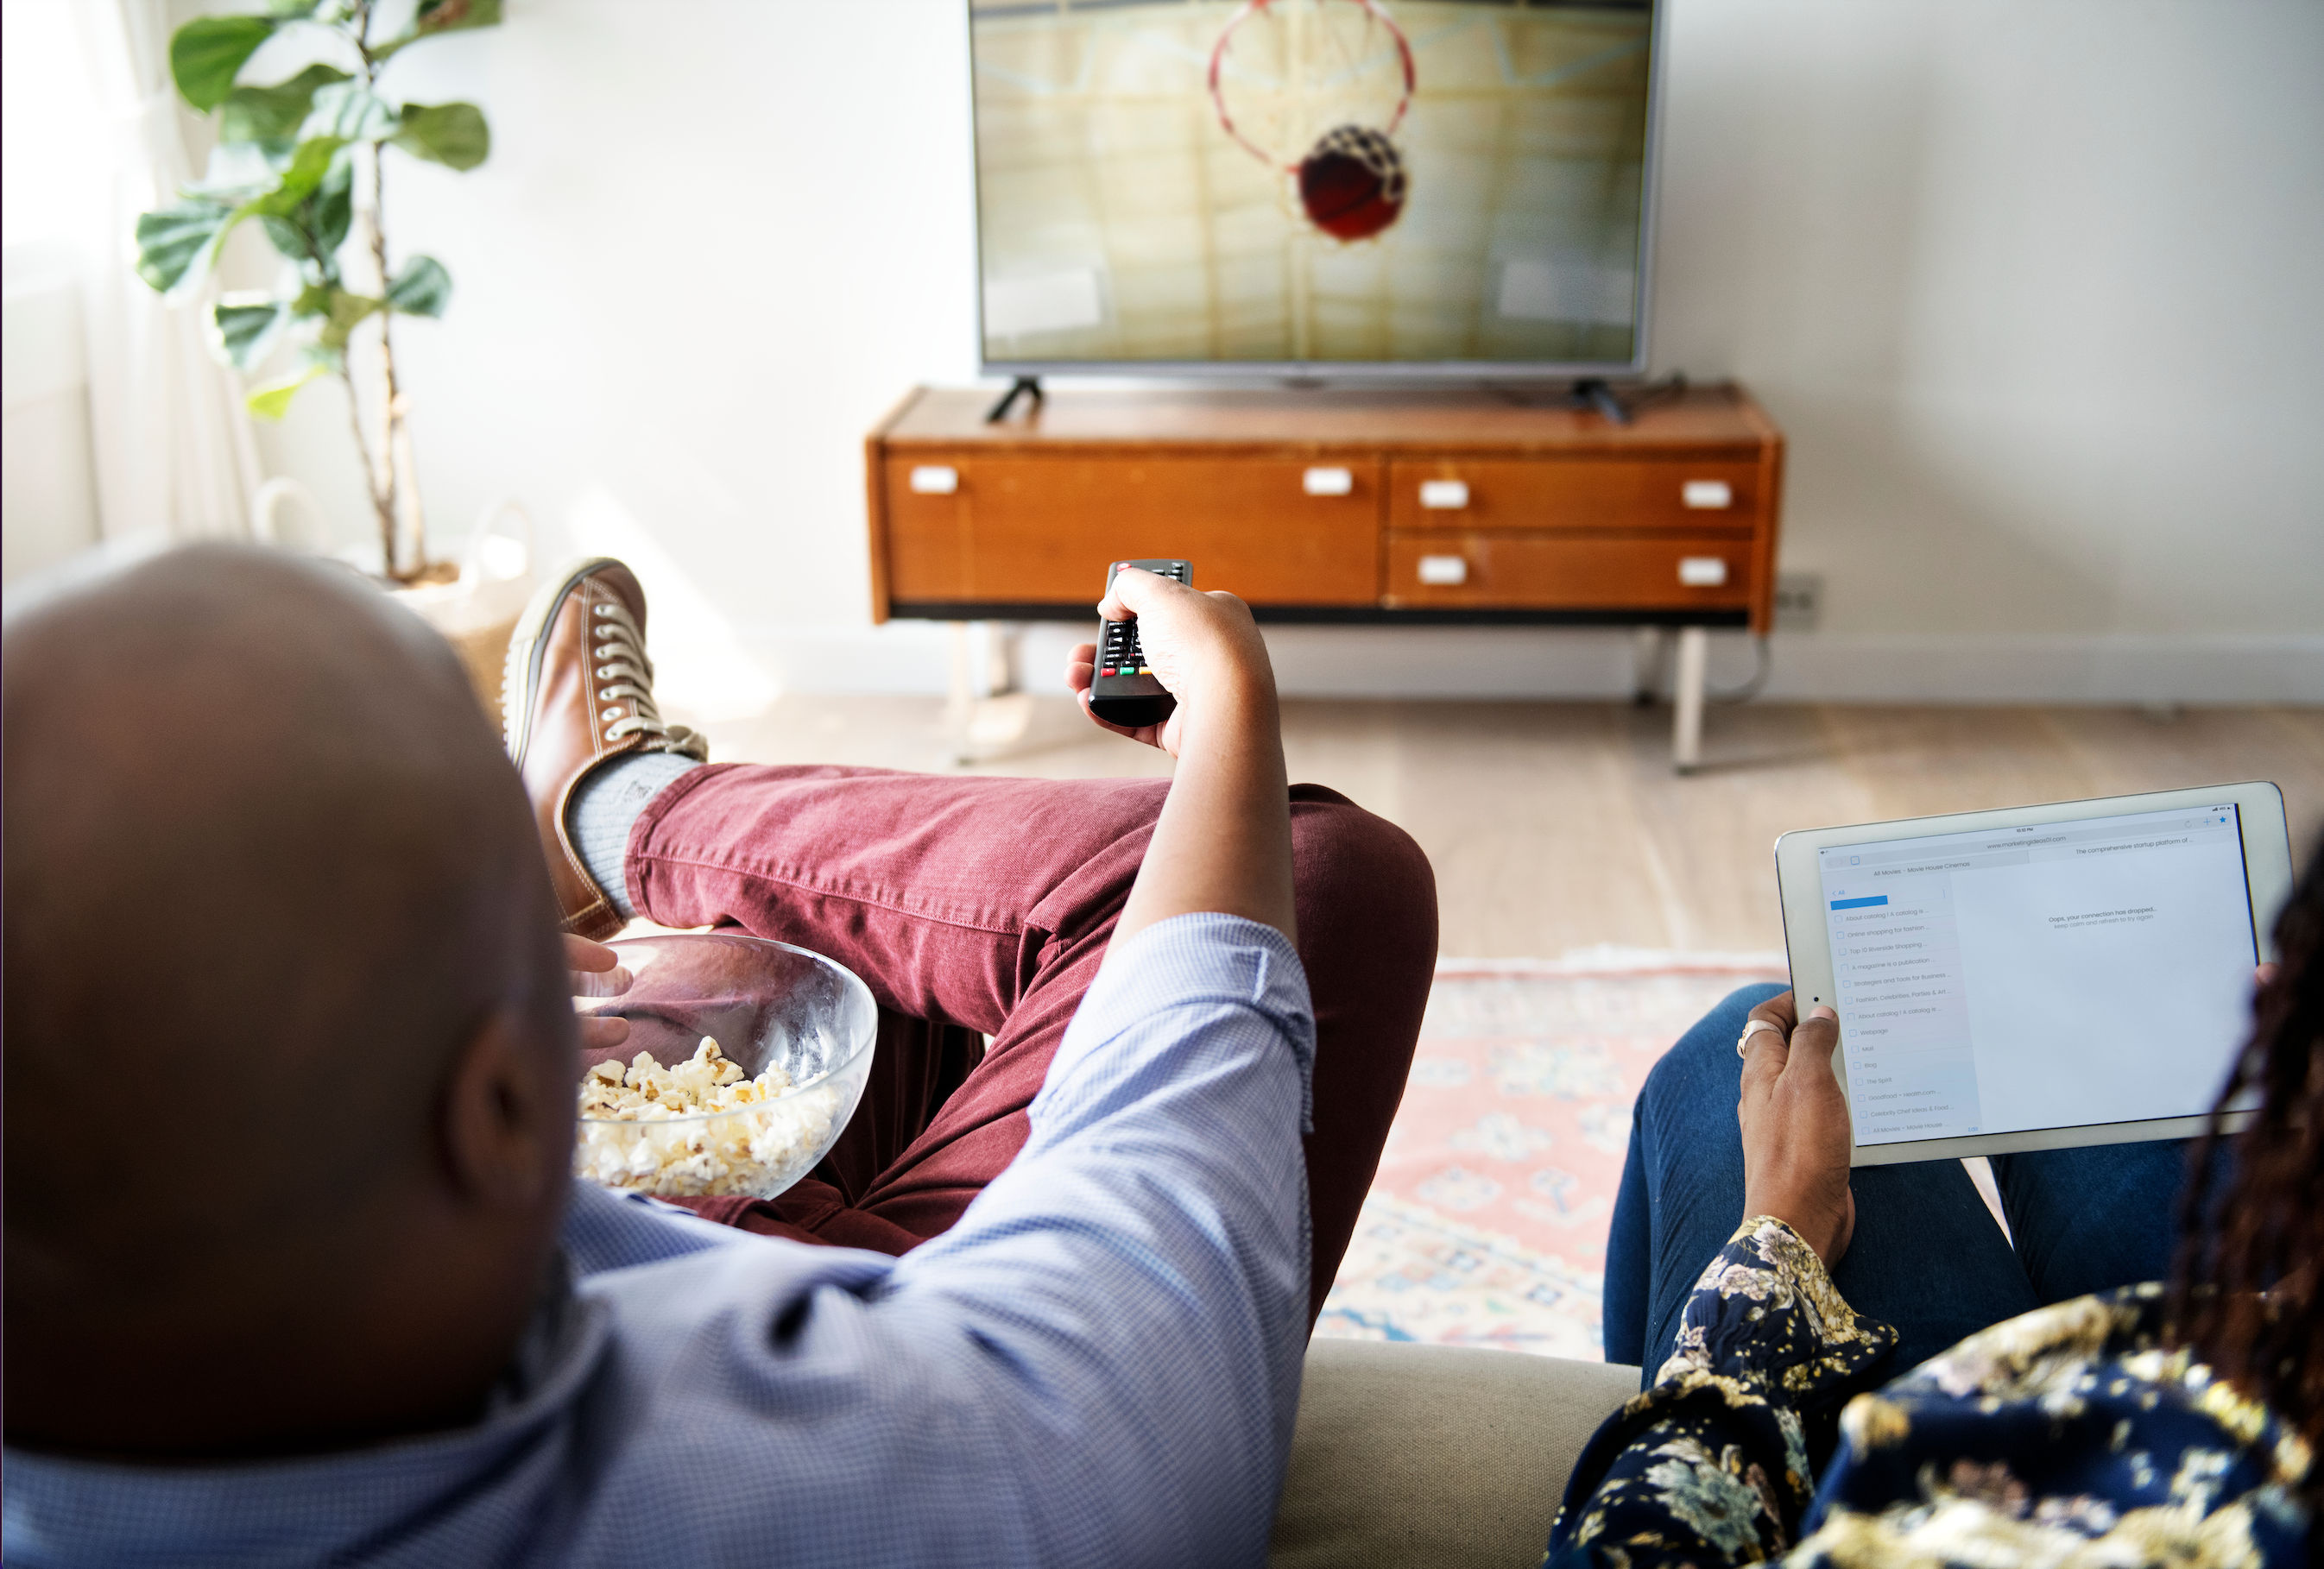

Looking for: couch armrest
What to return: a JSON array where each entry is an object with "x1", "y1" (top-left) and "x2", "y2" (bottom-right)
[{"x1": 1269, "y1": 1340, "x2": 1639, "y2": 1569}]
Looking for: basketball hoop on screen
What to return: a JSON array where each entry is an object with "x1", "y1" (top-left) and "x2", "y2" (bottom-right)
[{"x1": 1209, "y1": 0, "x2": 1417, "y2": 243}]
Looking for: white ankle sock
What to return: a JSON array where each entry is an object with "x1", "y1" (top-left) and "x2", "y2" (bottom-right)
[{"x1": 566, "y1": 753, "x2": 702, "y2": 920}]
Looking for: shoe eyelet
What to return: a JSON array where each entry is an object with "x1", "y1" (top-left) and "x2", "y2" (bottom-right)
[
  {"x1": 600, "y1": 707, "x2": 622, "y2": 721},
  {"x1": 594, "y1": 604, "x2": 616, "y2": 617},
  {"x1": 597, "y1": 665, "x2": 616, "y2": 678},
  {"x1": 599, "y1": 688, "x2": 617, "y2": 700}
]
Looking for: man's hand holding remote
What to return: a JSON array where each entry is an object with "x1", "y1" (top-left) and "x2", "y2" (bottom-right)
[{"x1": 1065, "y1": 566, "x2": 1297, "y2": 955}]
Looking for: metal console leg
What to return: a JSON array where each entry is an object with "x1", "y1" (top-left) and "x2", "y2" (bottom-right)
[
  {"x1": 945, "y1": 621, "x2": 1032, "y2": 766},
  {"x1": 1672, "y1": 626, "x2": 1708, "y2": 774},
  {"x1": 945, "y1": 623, "x2": 977, "y2": 765},
  {"x1": 1632, "y1": 626, "x2": 1666, "y2": 705}
]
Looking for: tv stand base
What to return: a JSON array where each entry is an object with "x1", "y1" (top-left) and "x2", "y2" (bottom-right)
[
  {"x1": 1569, "y1": 377, "x2": 1631, "y2": 426},
  {"x1": 984, "y1": 376, "x2": 1044, "y2": 424}
]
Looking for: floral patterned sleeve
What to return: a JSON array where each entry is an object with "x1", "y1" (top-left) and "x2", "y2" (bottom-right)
[{"x1": 1545, "y1": 1217, "x2": 1899, "y2": 1566}]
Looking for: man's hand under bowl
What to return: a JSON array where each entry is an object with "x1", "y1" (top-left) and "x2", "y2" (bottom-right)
[{"x1": 567, "y1": 934, "x2": 632, "y2": 1054}]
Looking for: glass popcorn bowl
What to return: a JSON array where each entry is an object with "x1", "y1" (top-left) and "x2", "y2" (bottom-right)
[{"x1": 572, "y1": 933, "x2": 877, "y2": 1201}]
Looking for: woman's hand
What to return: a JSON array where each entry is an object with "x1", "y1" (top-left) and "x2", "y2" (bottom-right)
[
  {"x1": 1737, "y1": 991, "x2": 1855, "y2": 1266},
  {"x1": 1064, "y1": 568, "x2": 1276, "y2": 757},
  {"x1": 565, "y1": 934, "x2": 631, "y2": 1053}
]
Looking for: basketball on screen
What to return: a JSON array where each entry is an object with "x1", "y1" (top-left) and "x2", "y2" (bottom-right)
[{"x1": 1209, "y1": 0, "x2": 1416, "y2": 242}]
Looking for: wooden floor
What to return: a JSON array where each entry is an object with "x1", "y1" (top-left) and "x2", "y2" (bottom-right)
[{"x1": 694, "y1": 696, "x2": 2324, "y2": 959}]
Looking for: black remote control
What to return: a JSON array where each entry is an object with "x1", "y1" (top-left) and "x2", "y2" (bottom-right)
[{"x1": 1089, "y1": 558, "x2": 1190, "y2": 728}]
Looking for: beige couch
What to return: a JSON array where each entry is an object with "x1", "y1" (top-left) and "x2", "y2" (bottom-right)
[{"x1": 1270, "y1": 1341, "x2": 1641, "y2": 1568}]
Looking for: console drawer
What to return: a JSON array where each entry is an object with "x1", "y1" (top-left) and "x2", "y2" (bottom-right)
[
  {"x1": 1384, "y1": 533, "x2": 1756, "y2": 610},
  {"x1": 1387, "y1": 458, "x2": 1763, "y2": 532},
  {"x1": 884, "y1": 456, "x2": 1380, "y2": 606}
]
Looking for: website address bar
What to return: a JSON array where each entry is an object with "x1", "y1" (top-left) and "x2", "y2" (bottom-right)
[
  {"x1": 2074, "y1": 835, "x2": 2192, "y2": 856},
  {"x1": 1832, "y1": 818, "x2": 2227, "y2": 870}
]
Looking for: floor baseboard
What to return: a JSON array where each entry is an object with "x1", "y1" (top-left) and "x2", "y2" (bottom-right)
[{"x1": 739, "y1": 622, "x2": 2324, "y2": 705}]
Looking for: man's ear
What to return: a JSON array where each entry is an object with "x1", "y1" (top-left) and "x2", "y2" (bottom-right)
[{"x1": 442, "y1": 1008, "x2": 570, "y2": 1212}]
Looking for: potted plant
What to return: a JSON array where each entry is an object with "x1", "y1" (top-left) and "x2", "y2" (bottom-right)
[{"x1": 134, "y1": 0, "x2": 533, "y2": 715}]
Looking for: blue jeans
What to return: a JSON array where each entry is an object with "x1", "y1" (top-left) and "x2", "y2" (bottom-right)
[{"x1": 1604, "y1": 984, "x2": 2213, "y2": 1381}]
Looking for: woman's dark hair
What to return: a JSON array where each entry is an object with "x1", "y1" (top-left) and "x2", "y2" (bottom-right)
[{"x1": 2171, "y1": 831, "x2": 2324, "y2": 1452}]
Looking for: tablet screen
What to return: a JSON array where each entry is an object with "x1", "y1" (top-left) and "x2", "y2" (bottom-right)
[{"x1": 1817, "y1": 802, "x2": 2258, "y2": 1148}]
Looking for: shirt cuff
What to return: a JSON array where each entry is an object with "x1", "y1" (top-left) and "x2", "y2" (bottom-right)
[
  {"x1": 1654, "y1": 1216, "x2": 1898, "y2": 1402},
  {"x1": 1047, "y1": 911, "x2": 1317, "y2": 1131}
]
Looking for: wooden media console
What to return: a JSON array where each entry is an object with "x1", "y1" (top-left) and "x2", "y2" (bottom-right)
[{"x1": 865, "y1": 383, "x2": 1784, "y2": 769}]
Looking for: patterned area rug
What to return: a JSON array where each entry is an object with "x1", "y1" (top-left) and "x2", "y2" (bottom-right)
[{"x1": 1315, "y1": 950, "x2": 1788, "y2": 1359}]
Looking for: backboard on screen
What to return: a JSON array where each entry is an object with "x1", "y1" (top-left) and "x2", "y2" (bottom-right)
[{"x1": 968, "y1": 0, "x2": 1661, "y2": 375}]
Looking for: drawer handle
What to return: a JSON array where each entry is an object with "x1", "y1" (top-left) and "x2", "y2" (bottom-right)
[
  {"x1": 1418, "y1": 479, "x2": 1469, "y2": 509},
  {"x1": 1682, "y1": 480, "x2": 1734, "y2": 509},
  {"x1": 1303, "y1": 466, "x2": 1355, "y2": 496},
  {"x1": 908, "y1": 465, "x2": 959, "y2": 495},
  {"x1": 1418, "y1": 554, "x2": 1468, "y2": 586},
  {"x1": 1678, "y1": 556, "x2": 1729, "y2": 587}
]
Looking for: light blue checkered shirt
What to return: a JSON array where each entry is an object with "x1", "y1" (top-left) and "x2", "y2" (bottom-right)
[{"x1": 3, "y1": 914, "x2": 1317, "y2": 1567}]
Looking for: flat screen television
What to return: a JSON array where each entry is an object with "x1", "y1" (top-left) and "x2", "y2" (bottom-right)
[{"x1": 967, "y1": 0, "x2": 1664, "y2": 381}]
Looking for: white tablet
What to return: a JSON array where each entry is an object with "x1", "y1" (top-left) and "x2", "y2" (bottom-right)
[{"x1": 1773, "y1": 782, "x2": 2294, "y2": 1166}]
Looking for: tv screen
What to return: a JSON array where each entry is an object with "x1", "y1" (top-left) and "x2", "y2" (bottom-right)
[{"x1": 968, "y1": 0, "x2": 1662, "y2": 377}]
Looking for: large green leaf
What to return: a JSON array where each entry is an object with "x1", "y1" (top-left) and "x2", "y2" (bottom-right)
[
  {"x1": 218, "y1": 64, "x2": 350, "y2": 146},
  {"x1": 212, "y1": 298, "x2": 289, "y2": 369},
  {"x1": 310, "y1": 153, "x2": 355, "y2": 255},
  {"x1": 187, "y1": 140, "x2": 284, "y2": 199},
  {"x1": 417, "y1": 0, "x2": 503, "y2": 35},
  {"x1": 315, "y1": 287, "x2": 386, "y2": 351},
  {"x1": 191, "y1": 136, "x2": 349, "y2": 282},
  {"x1": 169, "y1": 16, "x2": 279, "y2": 112},
  {"x1": 375, "y1": 0, "x2": 502, "y2": 59},
  {"x1": 135, "y1": 198, "x2": 236, "y2": 294},
  {"x1": 303, "y1": 81, "x2": 400, "y2": 145},
  {"x1": 386, "y1": 255, "x2": 452, "y2": 318},
  {"x1": 240, "y1": 142, "x2": 356, "y2": 279},
  {"x1": 244, "y1": 359, "x2": 330, "y2": 421},
  {"x1": 245, "y1": 135, "x2": 350, "y2": 216},
  {"x1": 257, "y1": 213, "x2": 313, "y2": 264},
  {"x1": 391, "y1": 102, "x2": 489, "y2": 171}
]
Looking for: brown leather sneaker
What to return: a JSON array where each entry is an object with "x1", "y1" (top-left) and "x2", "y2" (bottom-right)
[{"x1": 503, "y1": 558, "x2": 706, "y2": 938}]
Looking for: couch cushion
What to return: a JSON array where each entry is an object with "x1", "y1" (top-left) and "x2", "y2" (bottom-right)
[{"x1": 1269, "y1": 1341, "x2": 1639, "y2": 1569}]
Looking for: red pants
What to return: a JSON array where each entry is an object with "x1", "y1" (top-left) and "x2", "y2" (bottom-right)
[{"x1": 628, "y1": 764, "x2": 1437, "y2": 1319}]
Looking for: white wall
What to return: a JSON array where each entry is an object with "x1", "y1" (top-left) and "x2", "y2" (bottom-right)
[
  {"x1": 235, "y1": 0, "x2": 2323, "y2": 705},
  {"x1": 3, "y1": 247, "x2": 104, "y2": 583}
]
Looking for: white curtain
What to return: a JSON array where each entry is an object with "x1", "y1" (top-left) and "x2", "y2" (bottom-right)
[{"x1": 74, "y1": 0, "x2": 262, "y2": 544}]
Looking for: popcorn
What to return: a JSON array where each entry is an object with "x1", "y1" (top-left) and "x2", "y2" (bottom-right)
[{"x1": 573, "y1": 1036, "x2": 843, "y2": 1199}]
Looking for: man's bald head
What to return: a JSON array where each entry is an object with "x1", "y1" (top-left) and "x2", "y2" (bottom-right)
[{"x1": 4, "y1": 544, "x2": 577, "y2": 1455}]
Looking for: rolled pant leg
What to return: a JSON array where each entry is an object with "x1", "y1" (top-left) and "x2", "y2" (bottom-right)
[{"x1": 622, "y1": 764, "x2": 1437, "y2": 1319}]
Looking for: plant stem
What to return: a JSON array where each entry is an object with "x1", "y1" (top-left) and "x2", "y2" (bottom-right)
[
  {"x1": 342, "y1": 1, "x2": 397, "y2": 579},
  {"x1": 370, "y1": 149, "x2": 419, "y2": 578},
  {"x1": 349, "y1": 0, "x2": 425, "y2": 582},
  {"x1": 344, "y1": 358, "x2": 395, "y2": 572}
]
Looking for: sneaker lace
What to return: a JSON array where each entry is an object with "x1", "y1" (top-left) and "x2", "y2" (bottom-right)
[{"x1": 588, "y1": 601, "x2": 705, "y2": 757}]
